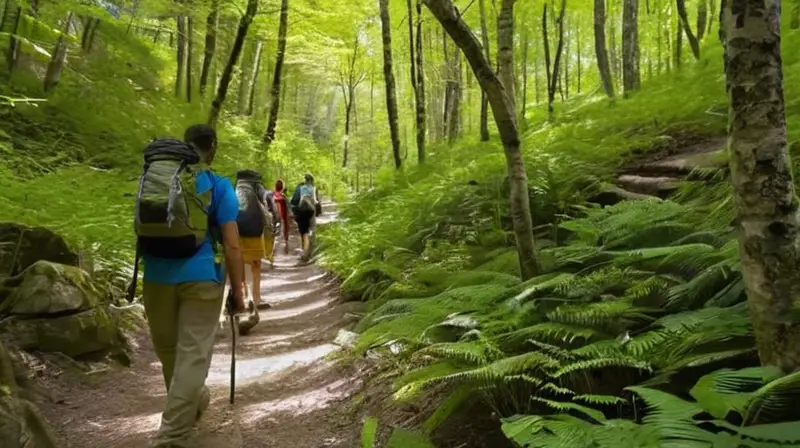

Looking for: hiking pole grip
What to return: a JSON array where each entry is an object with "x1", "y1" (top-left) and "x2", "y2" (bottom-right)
[{"x1": 226, "y1": 289, "x2": 237, "y2": 405}]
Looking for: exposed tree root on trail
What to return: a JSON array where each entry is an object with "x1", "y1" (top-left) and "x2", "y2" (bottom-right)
[{"x1": 40, "y1": 205, "x2": 368, "y2": 447}]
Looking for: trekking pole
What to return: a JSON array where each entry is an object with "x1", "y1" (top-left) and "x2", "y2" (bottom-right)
[{"x1": 225, "y1": 289, "x2": 237, "y2": 404}]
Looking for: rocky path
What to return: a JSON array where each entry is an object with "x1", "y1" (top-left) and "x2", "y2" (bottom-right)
[{"x1": 43, "y1": 203, "x2": 366, "y2": 447}]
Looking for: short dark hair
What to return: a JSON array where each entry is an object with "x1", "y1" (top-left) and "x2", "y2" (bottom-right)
[
  {"x1": 304, "y1": 173, "x2": 314, "y2": 184},
  {"x1": 184, "y1": 124, "x2": 217, "y2": 152}
]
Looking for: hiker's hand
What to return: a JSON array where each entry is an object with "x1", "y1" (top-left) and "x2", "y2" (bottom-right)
[{"x1": 228, "y1": 284, "x2": 247, "y2": 315}]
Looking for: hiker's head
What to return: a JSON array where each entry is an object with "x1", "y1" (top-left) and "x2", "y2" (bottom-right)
[
  {"x1": 304, "y1": 173, "x2": 314, "y2": 185},
  {"x1": 275, "y1": 179, "x2": 284, "y2": 192},
  {"x1": 184, "y1": 124, "x2": 217, "y2": 164}
]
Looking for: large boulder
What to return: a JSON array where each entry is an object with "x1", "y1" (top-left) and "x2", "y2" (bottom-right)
[
  {"x1": 0, "y1": 307, "x2": 123, "y2": 358},
  {"x1": 0, "y1": 261, "x2": 103, "y2": 316},
  {"x1": 0, "y1": 223, "x2": 79, "y2": 277},
  {"x1": 0, "y1": 261, "x2": 125, "y2": 359}
]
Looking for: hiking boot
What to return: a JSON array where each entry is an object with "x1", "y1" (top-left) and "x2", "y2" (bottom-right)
[
  {"x1": 196, "y1": 386, "x2": 210, "y2": 422},
  {"x1": 237, "y1": 308, "x2": 260, "y2": 336}
]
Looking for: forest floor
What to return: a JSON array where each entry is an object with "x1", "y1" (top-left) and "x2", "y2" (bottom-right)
[{"x1": 39, "y1": 203, "x2": 370, "y2": 448}]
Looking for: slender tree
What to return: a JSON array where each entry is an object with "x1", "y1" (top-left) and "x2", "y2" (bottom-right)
[
  {"x1": 199, "y1": 0, "x2": 219, "y2": 96},
  {"x1": 676, "y1": 0, "x2": 700, "y2": 59},
  {"x1": 478, "y1": 0, "x2": 491, "y2": 141},
  {"x1": 264, "y1": 0, "x2": 289, "y2": 146},
  {"x1": 520, "y1": 22, "x2": 529, "y2": 125},
  {"x1": 186, "y1": 16, "x2": 194, "y2": 103},
  {"x1": 622, "y1": 0, "x2": 640, "y2": 95},
  {"x1": 415, "y1": 0, "x2": 427, "y2": 163},
  {"x1": 246, "y1": 40, "x2": 263, "y2": 116},
  {"x1": 543, "y1": 0, "x2": 567, "y2": 114},
  {"x1": 721, "y1": 0, "x2": 800, "y2": 372},
  {"x1": 340, "y1": 37, "x2": 365, "y2": 168},
  {"x1": 594, "y1": 0, "x2": 614, "y2": 98},
  {"x1": 207, "y1": 0, "x2": 258, "y2": 127},
  {"x1": 379, "y1": 0, "x2": 402, "y2": 169},
  {"x1": 497, "y1": 0, "x2": 516, "y2": 112},
  {"x1": 423, "y1": 0, "x2": 540, "y2": 280},
  {"x1": 696, "y1": 0, "x2": 708, "y2": 41},
  {"x1": 44, "y1": 12, "x2": 76, "y2": 92},
  {"x1": 175, "y1": 16, "x2": 186, "y2": 97}
]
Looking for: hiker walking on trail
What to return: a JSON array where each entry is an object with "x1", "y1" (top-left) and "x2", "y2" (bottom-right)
[
  {"x1": 259, "y1": 181, "x2": 280, "y2": 268},
  {"x1": 273, "y1": 179, "x2": 291, "y2": 254},
  {"x1": 234, "y1": 169, "x2": 274, "y2": 335},
  {"x1": 290, "y1": 173, "x2": 322, "y2": 262},
  {"x1": 133, "y1": 124, "x2": 246, "y2": 448}
]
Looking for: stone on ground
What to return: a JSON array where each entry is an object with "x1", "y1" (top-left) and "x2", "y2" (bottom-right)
[{"x1": 0, "y1": 222, "x2": 80, "y2": 276}]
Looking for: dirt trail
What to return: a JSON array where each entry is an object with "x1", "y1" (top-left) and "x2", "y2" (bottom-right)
[{"x1": 42, "y1": 202, "x2": 365, "y2": 448}]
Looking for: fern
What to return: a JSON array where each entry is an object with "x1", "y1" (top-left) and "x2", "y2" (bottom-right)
[{"x1": 573, "y1": 394, "x2": 628, "y2": 406}]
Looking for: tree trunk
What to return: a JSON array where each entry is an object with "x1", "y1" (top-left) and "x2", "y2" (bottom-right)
[
  {"x1": 676, "y1": 0, "x2": 700, "y2": 60},
  {"x1": 175, "y1": 16, "x2": 186, "y2": 98},
  {"x1": 622, "y1": 0, "x2": 640, "y2": 96},
  {"x1": 199, "y1": 0, "x2": 219, "y2": 96},
  {"x1": 81, "y1": 17, "x2": 100, "y2": 51},
  {"x1": 542, "y1": 5, "x2": 552, "y2": 110},
  {"x1": 594, "y1": 0, "x2": 615, "y2": 98},
  {"x1": 576, "y1": 19, "x2": 581, "y2": 94},
  {"x1": 237, "y1": 41, "x2": 252, "y2": 114},
  {"x1": 379, "y1": 0, "x2": 402, "y2": 170},
  {"x1": 520, "y1": 24, "x2": 529, "y2": 126},
  {"x1": 696, "y1": 0, "x2": 707, "y2": 41},
  {"x1": 416, "y1": 0, "x2": 427, "y2": 164},
  {"x1": 207, "y1": 0, "x2": 258, "y2": 128},
  {"x1": 791, "y1": 0, "x2": 800, "y2": 30},
  {"x1": 44, "y1": 12, "x2": 76, "y2": 92},
  {"x1": 609, "y1": 2, "x2": 619, "y2": 86},
  {"x1": 478, "y1": 0, "x2": 491, "y2": 141},
  {"x1": 0, "y1": 0, "x2": 10, "y2": 31},
  {"x1": 423, "y1": 0, "x2": 540, "y2": 280},
  {"x1": 5, "y1": 7, "x2": 22, "y2": 72},
  {"x1": 186, "y1": 16, "x2": 194, "y2": 103},
  {"x1": 442, "y1": 29, "x2": 451, "y2": 139},
  {"x1": 674, "y1": 14, "x2": 682, "y2": 68},
  {"x1": 497, "y1": 0, "x2": 515, "y2": 113},
  {"x1": 447, "y1": 49, "x2": 462, "y2": 143},
  {"x1": 246, "y1": 40, "x2": 263, "y2": 116},
  {"x1": 543, "y1": 0, "x2": 567, "y2": 114},
  {"x1": 534, "y1": 40, "x2": 541, "y2": 104},
  {"x1": 721, "y1": 0, "x2": 800, "y2": 373},
  {"x1": 263, "y1": 0, "x2": 289, "y2": 146},
  {"x1": 340, "y1": 37, "x2": 363, "y2": 168}
]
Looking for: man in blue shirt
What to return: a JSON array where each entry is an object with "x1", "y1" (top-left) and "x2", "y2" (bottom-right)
[{"x1": 141, "y1": 124, "x2": 245, "y2": 447}]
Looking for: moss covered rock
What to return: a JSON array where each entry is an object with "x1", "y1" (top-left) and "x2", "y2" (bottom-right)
[
  {"x1": 0, "y1": 261, "x2": 102, "y2": 316},
  {"x1": 0, "y1": 307, "x2": 123, "y2": 358},
  {"x1": 0, "y1": 395, "x2": 59, "y2": 448},
  {"x1": 0, "y1": 223, "x2": 79, "y2": 277}
]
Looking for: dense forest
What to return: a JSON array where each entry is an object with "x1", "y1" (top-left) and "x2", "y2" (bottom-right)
[{"x1": 2, "y1": 0, "x2": 800, "y2": 446}]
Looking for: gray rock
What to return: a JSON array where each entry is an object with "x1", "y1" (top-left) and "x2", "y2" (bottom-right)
[
  {"x1": 0, "y1": 223, "x2": 79, "y2": 277},
  {"x1": 0, "y1": 261, "x2": 102, "y2": 316},
  {"x1": 333, "y1": 329, "x2": 358, "y2": 349}
]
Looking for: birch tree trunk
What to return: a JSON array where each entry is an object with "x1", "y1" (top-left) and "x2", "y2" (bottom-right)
[
  {"x1": 199, "y1": 0, "x2": 219, "y2": 96},
  {"x1": 207, "y1": 0, "x2": 258, "y2": 127},
  {"x1": 264, "y1": 0, "x2": 289, "y2": 146},
  {"x1": 246, "y1": 40, "x2": 263, "y2": 116},
  {"x1": 520, "y1": 24, "x2": 529, "y2": 126},
  {"x1": 497, "y1": 0, "x2": 516, "y2": 113},
  {"x1": 478, "y1": 0, "x2": 491, "y2": 141},
  {"x1": 696, "y1": 0, "x2": 708, "y2": 41},
  {"x1": 622, "y1": 0, "x2": 640, "y2": 96},
  {"x1": 594, "y1": 0, "x2": 615, "y2": 98},
  {"x1": 721, "y1": 0, "x2": 800, "y2": 373},
  {"x1": 423, "y1": 0, "x2": 540, "y2": 280},
  {"x1": 379, "y1": 0, "x2": 402, "y2": 169}
]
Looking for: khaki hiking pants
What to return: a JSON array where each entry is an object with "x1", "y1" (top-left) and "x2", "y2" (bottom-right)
[{"x1": 143, "y1": 281, "x2": 224, "y2": 447}]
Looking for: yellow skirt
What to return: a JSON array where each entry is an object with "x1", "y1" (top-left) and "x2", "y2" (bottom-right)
[
  {"x1": 263, "y1": 232, "x2": 275, "y2": 263},
  {"x1": 240, "y1": 237, "x2": 265, "y2": 264}
]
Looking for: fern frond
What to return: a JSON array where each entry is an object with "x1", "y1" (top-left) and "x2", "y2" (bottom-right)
[
  {"x1": 529, "y1": 396, "x2": 606, "y2": 423},
  {"x1": 541, "y1": 382, "x2": 576, "y2": 396},
  {"x1": 414, "y1": 342, "x2": 496, "y2": 365},
  {"x1": 497, "y1": 322, "x2": 602, "y2": 347},
  {"x1": 573, "y1": 394, "x2": 628, "y2": 406},
  {"x1": 554, "y1": 357, "x2": 651, "y2": 378},
  {"x1": 689, "y1": 367, "x2": 779, "y2": 420},
  {"x1": 546, "y1": 298, "x2": 655, "y2": 331},
  {"x1": 745, "y1": 370, "x2": 800, "y2": 425}
]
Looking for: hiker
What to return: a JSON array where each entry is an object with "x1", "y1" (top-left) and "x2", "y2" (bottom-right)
[
  {"x1": 134, "y1": 124, "x2": 245, "y2": 447},
  {"x1": 258, "y1": 181, "x2": 280, "y2": 268},
  {"x1": 273, "y1": 179, "x2": 290, "y2": 254},
  {"x1": 234, "y1": 169, "x2": 274, "y2": 334},
  {"x1": 290, "y1": 173, "x2": 321, "y2": 262}
]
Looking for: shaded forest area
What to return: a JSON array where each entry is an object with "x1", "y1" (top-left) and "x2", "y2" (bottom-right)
[{"x1": 1, "y1": 0, "x2": 800, "y2": 447}]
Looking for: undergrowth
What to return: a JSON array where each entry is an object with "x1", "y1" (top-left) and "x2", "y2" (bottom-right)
[{"x1": 327, "y1": 15, "x2": 800, "y2": 447}]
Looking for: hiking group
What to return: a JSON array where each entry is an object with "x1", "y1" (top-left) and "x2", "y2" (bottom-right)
[{"x1": 128, "y1": 124, "x2": 322, "y2": 447}]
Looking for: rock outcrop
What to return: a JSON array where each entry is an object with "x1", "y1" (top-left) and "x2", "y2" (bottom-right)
[
  {"x1": 0, "y1": 223, "x2": 80, "y2": 277},
  {"x1": 0, "y1": 261, "x2": 125, "y2": 358}
]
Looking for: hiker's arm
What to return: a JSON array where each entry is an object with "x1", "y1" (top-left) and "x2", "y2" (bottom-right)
[{"x1": 220, "y1": 222, "x2": 245, "y2": 307}]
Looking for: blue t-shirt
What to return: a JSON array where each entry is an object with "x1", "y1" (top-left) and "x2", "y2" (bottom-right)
[{"x1": 142, "y1": 171, "x2": 239, "y2": 284}]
